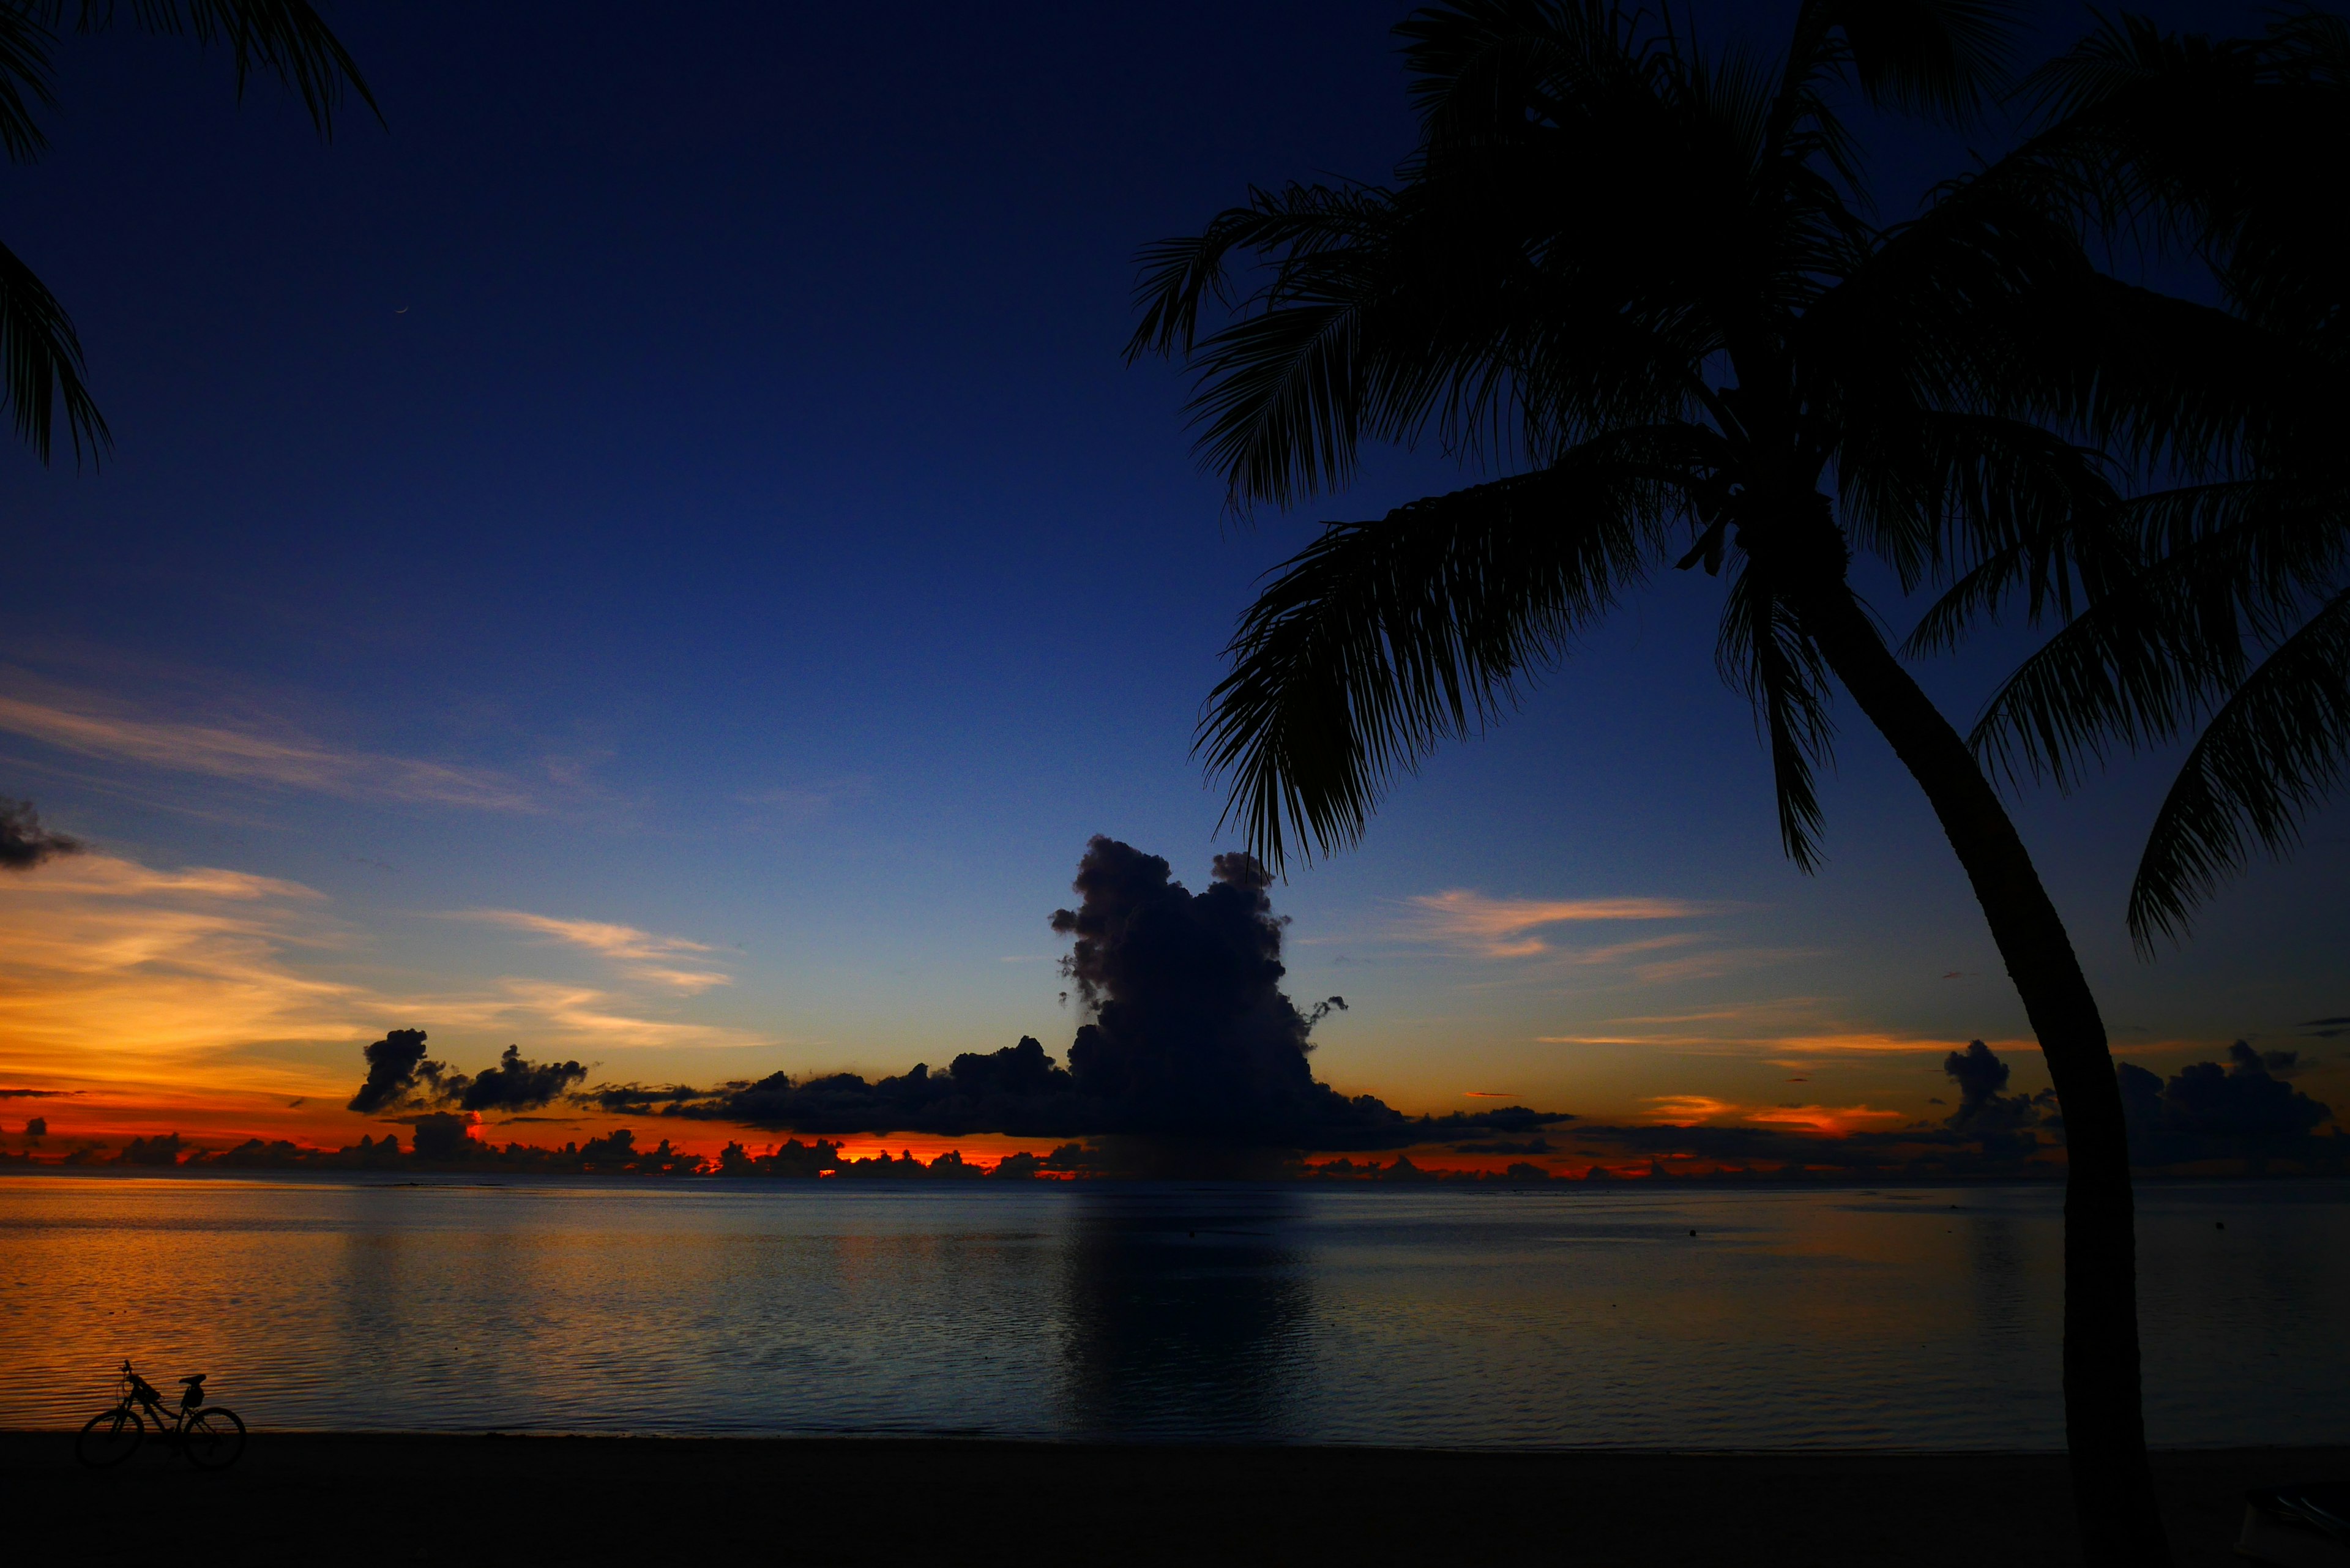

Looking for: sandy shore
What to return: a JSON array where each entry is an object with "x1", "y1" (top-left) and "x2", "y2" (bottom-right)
[{"x1": 4, "y1": 1431, "x2": 2338, "y2": 1566}]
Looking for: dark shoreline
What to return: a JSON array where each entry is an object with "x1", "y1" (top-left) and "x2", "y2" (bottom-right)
[{"x1": 7, "y1": 1432, "x2": 2338, "y2": 1566}]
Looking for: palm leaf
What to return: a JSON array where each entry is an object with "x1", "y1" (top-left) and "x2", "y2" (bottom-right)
[
  {"x1": 1969, "y1": 478, "x2": 2348, "y2": 792},
  {"x1": 2129, "y1": 582, "x2": 2350, "y2": 948},
  {"x1": 1198, "y1": 441, "x2": 1688, "y2": 868},
  {"x1": 47, "y1": 0, "x2": 378, "y2": 135},
  {"x1": 0, "y1": 236, "x2": 106, "y2": 463},
  {"x1": 1717, "y1": 558, "x2": 1836, "y2": 867},
  {"x1": 0, "y1": 6, "x2": 58, "y2": 163}
]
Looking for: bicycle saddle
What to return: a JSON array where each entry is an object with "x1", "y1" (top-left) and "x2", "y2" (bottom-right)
[{"x1": 179, "y1": 1374, "x2": 205, "y2": 1385}]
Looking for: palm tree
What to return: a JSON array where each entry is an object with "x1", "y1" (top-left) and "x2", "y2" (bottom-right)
[
  {"x1": 1126, "y1": 2, "x2": 2264, "y2": 1561},
  {"x1": 0, "y1": 1, "x2": 376, "y2": 465},
  {"x1": 1955, "y1": 14, "x2": 2350, "y2": 952}
]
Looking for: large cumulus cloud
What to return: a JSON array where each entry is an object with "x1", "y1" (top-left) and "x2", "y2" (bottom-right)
[{"x1": 581, "y1": 837, "x2": 1570, "y2": 1149}]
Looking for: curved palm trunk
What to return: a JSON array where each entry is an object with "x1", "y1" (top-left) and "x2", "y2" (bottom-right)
[{"x1": 1791, "y1": 580, "x2": 2169, "y2": 1567}]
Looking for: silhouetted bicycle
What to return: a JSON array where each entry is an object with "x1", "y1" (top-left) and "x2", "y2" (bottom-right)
[{"x1": 75, "y1": 1361, "x2": 246, "y2": 1469}]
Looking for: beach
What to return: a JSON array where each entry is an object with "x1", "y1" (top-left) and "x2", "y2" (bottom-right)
[{"x1": 7, "y1": 1432, "x2": 2337, "y2": 1567}]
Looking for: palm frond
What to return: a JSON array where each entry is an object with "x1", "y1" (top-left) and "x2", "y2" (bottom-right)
[
  {"x1": 2129, "y1": 582, "x2": 2350, "y2": 949},
  {"x1": 1717, "y1": 558, "x2": 1837, "y2": 867},
  {"x1": 1773, "y1": 0, "x2": 2023, "y2": 158},
  {"x1": 0, "y1": 7, "x2": 58, "y2": 163},
  {"x1": 1198, "y1": 442, "x2": 1689, "y2": 869},
  {"x1": 1966, "y1": 478, "x2": 2349, "y2": 791},
  {"x1": 48, "y1": 0, "x2": 377, "y2": 135},
  {"x1": 0, "y1": 236, "x2": 107, "y2": 464}
]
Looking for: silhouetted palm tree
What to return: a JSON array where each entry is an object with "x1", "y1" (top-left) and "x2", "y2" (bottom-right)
[
  {"x1": 0, "y1": 1, "x2": 376, "y2": 464},
  {"x1": 1957, "y1": 14, "x2": 2350, "y2": 951},
  {"x1": 1127, "y1": 3, "x2": 2276, "y2": 1562}
]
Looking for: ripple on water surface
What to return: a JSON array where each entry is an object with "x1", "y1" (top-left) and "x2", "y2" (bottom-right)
[{"x1": 0, "y1": 1176, "x2": 2341, "y2": 1447}]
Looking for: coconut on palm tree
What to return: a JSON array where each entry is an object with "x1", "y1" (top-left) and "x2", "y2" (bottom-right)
[
  {"x1": 1127, "y1": 2, "x2": 2311, "y2": 1561},
  {"x1": 0, "y1": 1, "x2": 376, "y2": 465}
]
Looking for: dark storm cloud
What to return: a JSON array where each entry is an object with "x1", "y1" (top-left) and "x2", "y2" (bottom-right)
[
  {"x1": 0, "y1": 801, "x2": 83, "y2": 870},
  {"x1": 1941, "y1": 1040, "x2": 2052, "y2": 1157},
  {"x1": 116, "y1": 1132, "x2": 185, "y2": 1166},
  {"x1": 348, "y1": 1031, "x2": 588, "y2": 1116},
  {"x1": 1942, "y1": 1039, "x2": 2009, "y2": 1104},
  {"x1": 2117, "y1": 1042, "x2": 2336, "y2": 1165},
  {"x1": 572, "y1": 837, "x2": 1573, "y2": 1150},
  {"x1": 408, "y1": 1111, "x2": 475, "y2": 1162},
  {"x1": 455, "y1": 1045, "x2": 587, "y2": 1111},
  {"x1": 348, "y1": 1028, "x2": 445, "y2": 1113},
  {"x1": 2247, "y1": 1046, "x2": 2308, "y2": 1079}
]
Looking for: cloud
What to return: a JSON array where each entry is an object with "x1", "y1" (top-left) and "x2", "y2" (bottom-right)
[
  {"x1": 421, "y1": 977, "x2": 759, "y2": 1049},
  {"x1": 1943, "y1": 1039, "x2": 2009, "y2": 1103},
  {"x1": 349, "y1": 1028, "x2": 438, "y2": 1113},
  {"x1": 457, "y1": 1044, "x2": 589, "y2": 1111},
  {"x1": 576, "y1": 837, "x2": 1574, "y2": 1151},
  {"x1": 2117, "y1": 1042, "x2": 2336, "y2": 1165},
  {"x1": 0, "y1": 690, "x2": 531, "y2": 810},
  {"x1": 0, "y1": 849, "x2": 364, "y2": 1083},
  {"x1": 347, "y1": 1030, "x2": 588, "y2": 1115},
  {"x1": 733, "y1": 778, "x2": 868, "y2": 821},
  {"x1": 1638, "y1": 1093, "x2": 1902, "y2": 1137},
  {"x1": 453, "y1": 910, "x2": 731, "y2": 993},
  {"x1": 0, "y1": 800, "x2": 84, "y2": 870},
  {"x1": 2300, "y1": 1016, "x2": 2350, "y2": 1039},
  {"x1": 1745, "y1": 1103, "x2": 1906, "y2": 1136},
  {"x1": 1539, "y1": 1025, "x2": 1988, "y2": 1058},
  {"x1": 0, "y1": 845, "x2": 766, "y2": 1107},
  {"x1": 1396, "y1": 890, "x2": 1723, "y2": 957}
]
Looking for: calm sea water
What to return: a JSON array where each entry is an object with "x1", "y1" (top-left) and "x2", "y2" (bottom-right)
[{"x1": 0, "y1": 1175, "x2": 2340, "y2": 1449}]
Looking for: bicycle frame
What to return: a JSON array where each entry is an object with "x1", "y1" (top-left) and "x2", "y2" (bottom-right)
[{"x1": 114, "y1": 1368, "x2": 198, "y2": 1439}]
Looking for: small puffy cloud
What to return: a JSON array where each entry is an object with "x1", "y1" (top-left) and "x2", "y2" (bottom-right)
[
  {"x1": 346, "y1": 1030, "x2": 586, "y2": 1116},
  {"x1": 348, "y1": 1028, "x2": 441, "y2": 1114},
  {"x1": 457, "y1": 1044, "x2": 588, "y2": 1112},
  {"x1": 0, "y1": 800, "x2": 83, "y2": 871}
]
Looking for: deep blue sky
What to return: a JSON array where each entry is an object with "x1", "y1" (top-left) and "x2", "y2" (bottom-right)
[{"x1": 2, "y1": 0, "x2": 2340, "y2": 1148}]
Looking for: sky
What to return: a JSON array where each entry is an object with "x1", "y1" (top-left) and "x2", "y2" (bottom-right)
[{"x1": 0, "y1": 0, "x2": 2342, "y2": 1165}]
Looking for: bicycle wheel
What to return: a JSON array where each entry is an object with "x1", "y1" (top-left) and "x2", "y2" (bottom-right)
[
  {"x1": 183, "y1": 1407, "x2": 246, "y2": 1469},
  {"x1": 75, "y1": 1406, "x2": 144, "y2": 1468}
]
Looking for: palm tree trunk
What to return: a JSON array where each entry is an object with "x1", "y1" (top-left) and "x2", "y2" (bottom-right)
[{"x1": 1792, "y1": 580, "x2": 2170, "y2": 1568}]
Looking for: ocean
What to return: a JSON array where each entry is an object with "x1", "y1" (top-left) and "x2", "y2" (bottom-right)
[{"x1": 1, "y1": 1174, "x2": 2340, "y2": 1448}]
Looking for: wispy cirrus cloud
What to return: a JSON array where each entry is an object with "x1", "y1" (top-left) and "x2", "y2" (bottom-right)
[
  {"x1": 1395, "y1": 890, "x2": 1728, "y2": 958},
  {"x1": 1641, "y1": 1093, "x2": 1905, "y2": 1138},
  {"x1": 0, "y1": 690, "x2": 532, "y2": 810},
  {"x1": 453, "y1": 909, "x2": 732, "y2": 993},
  {"x1": 0, "y1": 851, "x2": 765, "y2": 1110},
  {"x1": 1542, "y1": 1027, "x2": 1993, "y2": 1055}
]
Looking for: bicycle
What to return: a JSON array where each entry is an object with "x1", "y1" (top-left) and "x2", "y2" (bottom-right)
[{"x1": 75, "y1": 1361, "x2": 247, "y2": 1469}]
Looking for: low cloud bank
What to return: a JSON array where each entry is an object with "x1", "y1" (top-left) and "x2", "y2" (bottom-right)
[
  {"x1": 1510, "y1": 1040, "x2": 2338, "y2": 1179},
  {"x1": 2119, "y1": 1042, "x2": 2334, "y2": 1167}
]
